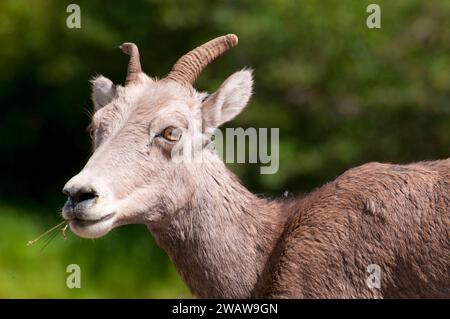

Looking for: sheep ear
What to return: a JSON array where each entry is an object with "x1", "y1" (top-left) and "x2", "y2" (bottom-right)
[
  {"x1": 201, "y1": 69, "x2": 253, "y2": 131},
  {"x1": 91, "y1": 75, "x2": 116, "y2": 111}
]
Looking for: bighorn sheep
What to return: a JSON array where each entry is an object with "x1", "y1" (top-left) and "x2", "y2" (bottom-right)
[{"x1": 62, "y1": 34, "x2": 450, "y2": 298}]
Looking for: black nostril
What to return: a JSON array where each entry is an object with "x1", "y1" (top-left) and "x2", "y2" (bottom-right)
[
  {"x1": 64, "y1": 186, "x2": 98, "y2": 208},
  {"x1": 77, "y1": 191, "x2": 97, "y2": 203}
]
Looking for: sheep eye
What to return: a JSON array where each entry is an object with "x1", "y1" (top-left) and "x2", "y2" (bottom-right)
[{"x1": 161, "y1": 126, "x2": 182, "y2": 142}]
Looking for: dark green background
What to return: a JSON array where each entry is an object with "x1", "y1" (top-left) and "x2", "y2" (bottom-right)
[{"x1": 0, "y1": 0, "x2": 449, "y2": 297}]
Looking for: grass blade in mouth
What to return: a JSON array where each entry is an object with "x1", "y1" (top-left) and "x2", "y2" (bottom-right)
[
  {"x1": 61, "y1": 223, "x2": 68, "y2": 240},
  {"x1": 39, "y1": 225, "x2": 62, "y2": 251},
  {"x1": 26, "y1": 220, "x2": 68, "y2": 247}
]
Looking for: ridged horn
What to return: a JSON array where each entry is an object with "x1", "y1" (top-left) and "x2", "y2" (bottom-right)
[
  {"x1": 165, "y1": 34, "x2": 238, "y2": 85},
  {"x1": 120, "y1": 42, "x2": 142, "y2": 85}
]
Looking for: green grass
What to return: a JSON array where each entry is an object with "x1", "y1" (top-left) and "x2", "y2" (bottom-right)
[{"x1": 0, "y1": 202, "x2": 190, "y2": 298}]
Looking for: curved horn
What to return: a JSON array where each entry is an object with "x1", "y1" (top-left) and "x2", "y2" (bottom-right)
[
  {"x1": 165, "y1": 34, "x2": 238, "y2": 85},
  {"x1": 120, "y1": 42, "x2": 142, "y2": 85}
]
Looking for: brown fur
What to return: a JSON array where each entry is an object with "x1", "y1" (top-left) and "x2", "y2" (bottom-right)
[
  {"x1": 255, "y1": 161, "x2": 450, "y2": 298},
  {"x1": 145, "y1": 159, "x2": 450, "y2": 298}
]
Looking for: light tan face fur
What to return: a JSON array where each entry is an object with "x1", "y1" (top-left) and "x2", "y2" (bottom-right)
[{"x1": 62, "y1": 70, "x2": 253, "y2": 238}]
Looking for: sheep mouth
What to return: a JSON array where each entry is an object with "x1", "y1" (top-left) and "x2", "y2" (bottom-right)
[{"x1": 69, "y1": 212, "x2": 116, "y2": 227}]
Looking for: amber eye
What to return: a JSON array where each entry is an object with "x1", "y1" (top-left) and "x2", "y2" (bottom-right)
[{"x1": 161, "y1": 126, "x2": 182, "y2": 142}]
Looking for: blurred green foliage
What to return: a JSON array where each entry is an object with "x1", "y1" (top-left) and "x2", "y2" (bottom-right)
[
  {"x1": 0, "y1": 202, "x2": 189, "y2": 297},
  {"x1": 0, "y1": 0, "x2": 449, "y2": 297}
]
